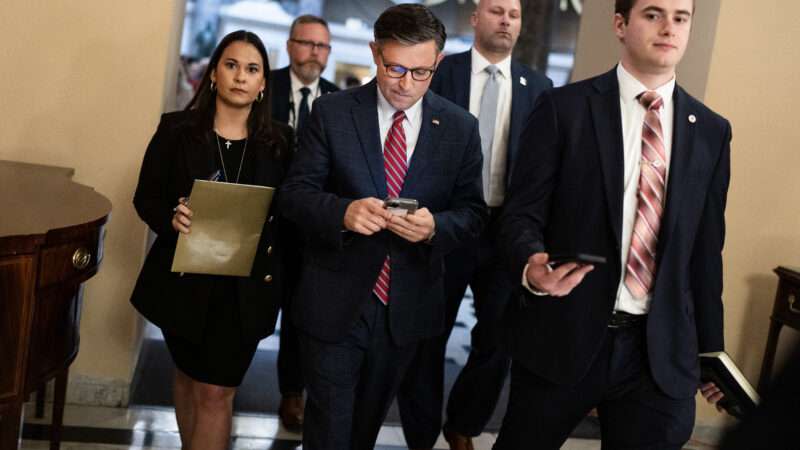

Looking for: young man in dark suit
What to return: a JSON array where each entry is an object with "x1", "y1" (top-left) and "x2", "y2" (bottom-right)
[
  {"x1": 396, "y1": 1, "x2": 551, "y2": 449},
  {"x1": 267, "y1": 14, "x2": 338, "y2": 429},
  {"x1": 280, "y1": 5, "x2": 487, "y2": 449},
  {"x1": 494, "y1": 0, "x2": 729, "y2": 448}
]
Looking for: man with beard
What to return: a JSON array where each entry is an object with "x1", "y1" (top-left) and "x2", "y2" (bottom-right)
[
  {"x1": 397, "y1": 1, "x2": 551, "y2": 449},
  {"x1": 271, "y1": 15, "x2": 339, "y2": 135},
  {"x1": 269, "y1": 14, "x2": 339, "y2": 430}
]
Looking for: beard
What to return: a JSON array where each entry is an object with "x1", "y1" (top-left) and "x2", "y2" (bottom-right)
[
  {"x1": 293, "y1": 60, "x2": 325, "y2": 84},
  {"x1": 480, "y1": 31, "x2": 516, "y2": 55}
]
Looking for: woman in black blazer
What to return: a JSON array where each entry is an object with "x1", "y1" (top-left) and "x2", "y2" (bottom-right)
[{"x1": 130, "y1": 30, "x2": 294, "y2": 450}]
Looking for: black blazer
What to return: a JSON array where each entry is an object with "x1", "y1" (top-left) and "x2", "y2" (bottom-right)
[
  {"x1": 499, "y1": 68, "x2": 732, "y2": 399},
  {"x1": 269, "y1": 66, "x2": 339, "y2": 126},
  {"x1": 429, "y1": 50, "x2": 553, "y2": 188},
  {"x1": 130, "y1": 110, "x2": 295, "y2": 343},
  {"x1": 280, "y1": 80, "x2": 488, "y2": 346}
]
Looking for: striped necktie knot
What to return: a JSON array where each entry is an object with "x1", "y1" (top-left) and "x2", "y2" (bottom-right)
[{"x1": 638, "y1": 90, "x2": 664, "y2": 112}]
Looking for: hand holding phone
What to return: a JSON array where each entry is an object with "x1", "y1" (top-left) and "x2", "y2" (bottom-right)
[
  {"x1": 547, "y1": 253, "x2": 607, "y2": 267},
  {"x1": 384, "y1": 197, "x2": 418, "y2": 216}
]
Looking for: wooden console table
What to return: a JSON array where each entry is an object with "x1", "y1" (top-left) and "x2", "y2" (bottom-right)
[
  {"x1": 0, "y1": 160, "x2": 111, "y2": 450},
  {"x1": 757, "y1": 266, "x2": 800, "y2": 394}
]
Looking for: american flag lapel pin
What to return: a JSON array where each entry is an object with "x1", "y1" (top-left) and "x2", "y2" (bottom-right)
[{"x1": 520, "y1": 76, "x2": 527, "y2": 86}]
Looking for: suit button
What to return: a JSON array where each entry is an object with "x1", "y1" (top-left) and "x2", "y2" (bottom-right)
[
  {"x1": 263, "y1": 274, "x2": 273, "y2": 283},
  {"x1": 267, "y1": 246, "x2": 273, "y2": 255}
]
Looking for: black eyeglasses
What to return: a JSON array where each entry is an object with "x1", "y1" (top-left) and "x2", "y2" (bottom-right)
[
  {"x1": 378, "y1": 50, "x2": 436, "y2": 81},
  {"x1": 289, "y1": 38, "x2": 331, "y2": 52}
]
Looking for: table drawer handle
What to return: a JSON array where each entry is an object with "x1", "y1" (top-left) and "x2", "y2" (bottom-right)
[
  {"x1": 789, "y1": 294, "x2": 800, "y2": 314},
  {"x1": 72, "y1": 247, "x2": 91, "y2": 270}
]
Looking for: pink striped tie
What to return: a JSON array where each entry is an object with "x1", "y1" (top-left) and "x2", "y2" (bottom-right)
[
  {"x1": 625, "y1": 91, "x2": 666, "y2": 299},
  {"x1": 373, "y1": 110, "x2": 407, "y2": 304}
]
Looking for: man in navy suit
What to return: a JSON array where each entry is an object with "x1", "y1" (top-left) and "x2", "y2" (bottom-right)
[
  {"x1": 268, "y1": 14, "x2": 339, "y2": 429},
  {"x1": 396, "y1": 1, "x2": 551, "y2": 448},
  {"x1": 280, "y1": 4, "x2": 486, "y2": 449},
  {"x1": 494, "y1": 0, "x2": 729, "y2": 448},
  {"x1": 270, "y1": 15, "x2": 339, "y2": 132}
]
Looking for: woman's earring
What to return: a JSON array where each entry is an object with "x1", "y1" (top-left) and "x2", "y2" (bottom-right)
[
  {"x1": 210, "y1": 81, "x2": 216, "y2": 92},
  {"x1": 257, "y1": 90, "x2": 264, "y2": 102}
]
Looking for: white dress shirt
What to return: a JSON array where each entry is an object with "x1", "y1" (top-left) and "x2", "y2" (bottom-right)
[
  {"x1": 521, "y1": 64, "x2": 676, "y2": 313},
  {"x1": 289, "y1": 69, "x2": 321, "y2": 129},
  {"x1": 376, "y1": 87, "x2": 423, "y2": 165},
  {"x1": 469, "y1": 48, "x2": 512, "y2": 207}
]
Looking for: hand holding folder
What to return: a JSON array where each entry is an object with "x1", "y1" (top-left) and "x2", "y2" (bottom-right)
[{"x1": 171, "y1": 179, "x2": 275, "y2": 277}]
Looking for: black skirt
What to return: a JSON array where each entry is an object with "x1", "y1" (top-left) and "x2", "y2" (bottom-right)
[{"x1": 162, "y1": 278, "x2": 260, "y2": 387}]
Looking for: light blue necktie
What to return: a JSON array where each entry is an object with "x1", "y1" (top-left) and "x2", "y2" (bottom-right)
[{"x1": 478, "y1": 65, "x2": 500, "y2": 201}]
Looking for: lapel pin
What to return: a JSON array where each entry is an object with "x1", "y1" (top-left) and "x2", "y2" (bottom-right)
[
  {"x1": 520, "y1": 76, "x2": 527, "y2": 86},
  {"x1": 688, "y1": 114, "x2": 697, "y2": 124},
  {"x1": 432, "y1": 119, "x2": 440, "y2": 126}
]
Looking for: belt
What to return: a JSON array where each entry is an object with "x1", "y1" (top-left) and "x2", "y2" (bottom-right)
[{"x1": 607, "y1": 311, "x2": 647, "y2": 328}]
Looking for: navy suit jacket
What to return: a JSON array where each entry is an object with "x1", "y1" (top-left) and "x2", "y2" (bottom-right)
[
  {"x1": 280, "y1": 80, "x2": 487, "y2": 345},
  {"x1": 499, "y1": 68, "x2": 732, "y2": 399},
  {"x1": 269, "y1": 66, "x2": 339, "y2": 126},
  {"x1": 429, "y1": 50, "x2": 553, "y2": 188}
]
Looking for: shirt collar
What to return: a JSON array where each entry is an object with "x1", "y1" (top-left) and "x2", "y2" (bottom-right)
[
  {"x1": 376, "y1": 85, "x2": 423, "y2": 126},
  {"x1": 617, "y1": 62, "x2": 675, "y2": 108},
  {"x1": 289, "y1": 67, "x2": 320, "y2": 96},
  {"x1": 471, "y1": 47, "x2": 511, "y2": 79}
]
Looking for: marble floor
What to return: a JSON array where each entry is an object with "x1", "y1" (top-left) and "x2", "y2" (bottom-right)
[{"x1": 20, "y1": 402, "x2": 609, "y2": 450}]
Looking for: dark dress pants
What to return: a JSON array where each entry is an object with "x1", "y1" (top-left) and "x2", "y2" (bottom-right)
[
  {"x1": 494, "y1": 323, "x2": 696, "y2": 450},
  {"x1": 277, "y1": 306, "x2": 304, "y2": 395},
  {"x1": 398, "y1": 226, "x2": 514, "y2": 447},
  {"x1": 299, "y1": 298, "x2": 419, "y2": 450}
]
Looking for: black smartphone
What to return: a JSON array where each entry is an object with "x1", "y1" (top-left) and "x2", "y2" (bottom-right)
[
  {"x1": 384, "y1": 197, "x2": 418, "y2": 216},
  {"x1": 548, "y1": 253, "x2": 607, "y2": 266}
]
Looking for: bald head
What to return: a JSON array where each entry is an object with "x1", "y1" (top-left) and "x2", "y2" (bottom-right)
[{"x1": 471, "y1": 0, "x2": 522, "y2": 62}]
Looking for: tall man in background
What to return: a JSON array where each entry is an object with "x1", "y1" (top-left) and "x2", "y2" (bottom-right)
[
  {"x1": 495, "y1": 0, "x2": 729, "y2": 447},
  {"x1": 280, "y1": 4, "x2": 487, "y2": 449},
  {"x1": 397, "y1": 1, "x2": 551, "y2": 449},
  {"x1": 268, "y1": 14, "x2": 338, "y2": 429}
]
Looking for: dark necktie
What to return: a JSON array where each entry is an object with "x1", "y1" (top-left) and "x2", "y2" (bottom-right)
[
  {"x1": 373, "y1": 110, "x2": 407, "y2": 305},
  {"x1": 297, "y1": 86, "x2": 311, "y2": 133}
]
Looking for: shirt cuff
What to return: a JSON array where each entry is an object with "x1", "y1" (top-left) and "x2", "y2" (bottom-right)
[{"x1": 521, "y1": 263, "x2": 550, "y2": 296}]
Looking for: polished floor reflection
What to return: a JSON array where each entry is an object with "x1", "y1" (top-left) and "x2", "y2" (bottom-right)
[{"x1": 21, "y1": 402, "x2": 612, "y2": 449}]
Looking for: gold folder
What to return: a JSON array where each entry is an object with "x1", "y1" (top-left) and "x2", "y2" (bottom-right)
[{"x1": 171, "y1": 180, "x2": 275, "y2": 277}]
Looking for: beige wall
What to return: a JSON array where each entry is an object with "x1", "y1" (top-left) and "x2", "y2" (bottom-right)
[
  {"x1": 0, "y1": 1, "x2": 182, "y2": 400},
  {"x1": 700, "y1": 0, "x2": 800, "y2": 429},
  {"x1": 571, "y1": 0, "x2": 800, "y2": 433}
]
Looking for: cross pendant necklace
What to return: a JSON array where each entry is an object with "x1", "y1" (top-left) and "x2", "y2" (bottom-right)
[{"x1": 225, "y1": 140, "x2": 232, "y2": 150}]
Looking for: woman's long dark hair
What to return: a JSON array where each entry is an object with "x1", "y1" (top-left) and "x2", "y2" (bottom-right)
[{"x1": 185, "y1": 30, "x2": 283, "y2": 152}]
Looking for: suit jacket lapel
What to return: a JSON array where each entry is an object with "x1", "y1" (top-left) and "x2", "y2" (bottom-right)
[
  {"x1": 658, "y1": 86, "x2": 696, "y2": 257},
  {"x1": 402, "y1": 91, "x2": 444, "y2": 198},
  {"x1": 590, "y1": 69, "x2": 625, "y2": 249},
  {"x1": 452, "y1": 51, "x2": 471, "y2": 109},
  {"x1": 507, "y1": 61, "x2": 526, "y2": 184},
  {"x1": 271, "y1": 67, "x2": 291, "y2": 124},
  {"x1": 352, "y1": 81, "x2": 387, "y2": 198}
]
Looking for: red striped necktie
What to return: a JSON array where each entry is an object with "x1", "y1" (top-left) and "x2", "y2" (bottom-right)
[
  {"x1": 625, "y1": 91, "x2": 666, "y2": 300},
  {"x1": 373, "y1": 110, "x2": 407, "y2": 305}
]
